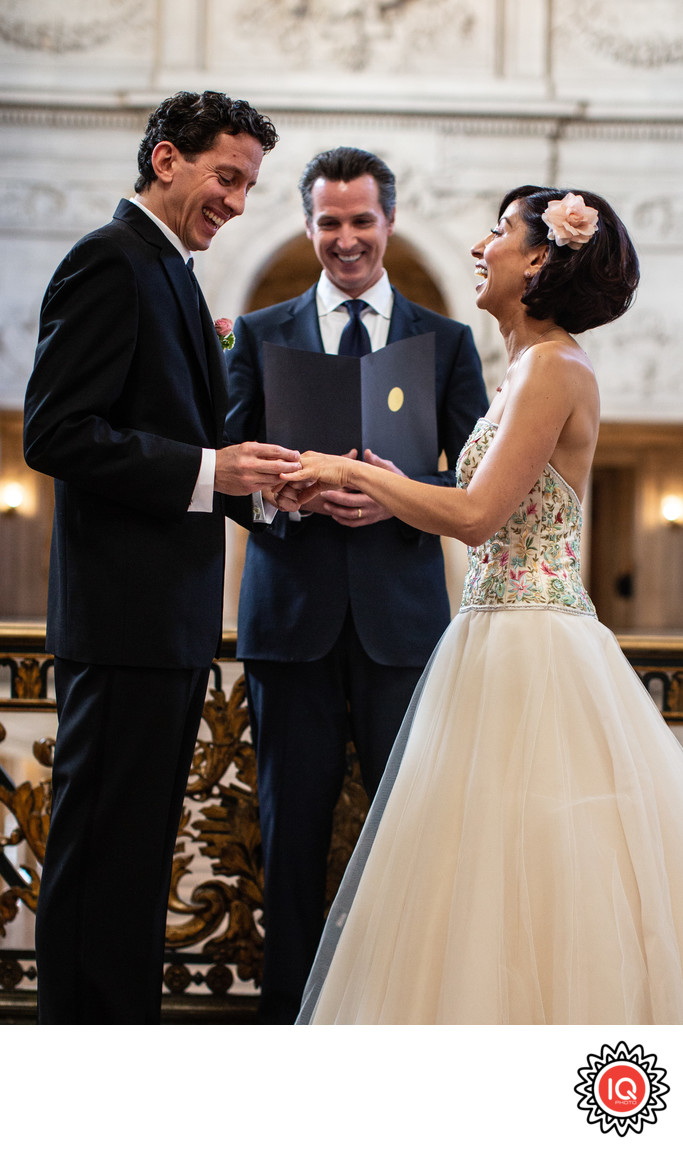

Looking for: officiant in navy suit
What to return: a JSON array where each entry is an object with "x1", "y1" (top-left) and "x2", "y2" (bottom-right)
[
  {"x1": 225, "y1": 146, "x2": 488, "y2": 1023},
  {"x1": 23, "y1": 91, "x2": 302, "y2": 1024}
]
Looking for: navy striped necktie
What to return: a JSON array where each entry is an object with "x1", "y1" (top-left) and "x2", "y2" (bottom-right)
[{"x1": 338, "y1": 299, "x2": 371, "y2": 357}]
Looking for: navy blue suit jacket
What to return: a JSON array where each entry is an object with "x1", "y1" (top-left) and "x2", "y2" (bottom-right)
[
  {"x1": 225, "y1": 284, "x2": 488, "y2": 667},
  {"x1": 24, "y1": 199, "x2": 253, "y2": 669}
]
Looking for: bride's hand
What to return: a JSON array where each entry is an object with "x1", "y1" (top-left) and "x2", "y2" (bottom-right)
[
  {"x1": 319, "y1": 449, "x2": 406, "y2": 526},
  {"x1": 283, "y1": 450, "x2": 356, "y2": 505}
]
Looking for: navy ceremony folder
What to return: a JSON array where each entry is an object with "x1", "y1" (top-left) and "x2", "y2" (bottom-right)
[{"x1": 263, "y1": 332, "x2": 437, "y2": 476}]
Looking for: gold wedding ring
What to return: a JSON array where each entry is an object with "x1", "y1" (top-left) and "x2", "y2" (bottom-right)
[{"x1": 357, "y1": 508, "x2": 362, "y2": 519}]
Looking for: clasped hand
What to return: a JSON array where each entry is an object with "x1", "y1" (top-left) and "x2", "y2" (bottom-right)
[
  {"x1": 214, "y1": 441, "x2": 302, "y2": 496},
  {"x1": 275, "y1": 448, "x2": 404, "y2": 526}
]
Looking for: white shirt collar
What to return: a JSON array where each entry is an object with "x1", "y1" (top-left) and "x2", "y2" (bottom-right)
[
  {"x1": 130, "y1": 196, "x2": 192, "y2": 263},
  {"x1": 316, "y1": 268, "x2": 393, "y2": 319}
]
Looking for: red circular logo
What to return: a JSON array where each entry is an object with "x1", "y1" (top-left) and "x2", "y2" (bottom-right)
[
  {"x1": 576, "y1": 1042, "x2": 669, "y2": 1135},
  {"x1": 594, "y1": 1062, "x2": 651, "y2": 1117}
]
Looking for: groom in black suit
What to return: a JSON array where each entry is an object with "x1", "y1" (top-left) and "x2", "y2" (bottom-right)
[
  {"x1": 225, "y1": 146, "x2": 488, "y2": 1022},
  {"x1": 23, "y1": 91, "x2": 302, "y2": 1024}
]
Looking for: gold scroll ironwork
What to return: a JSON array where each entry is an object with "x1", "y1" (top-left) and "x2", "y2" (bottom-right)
[
  {"x1": 0, "y1": 633, "x2": 369, "y2": 1000},
  {"x1": 2, "y1": 627, "x2": 681, "y2": 1002},
  {"x1": 0, "y1": 639, "x2": 55, "y2": 939},
  {"x1": 163, "y1": 672, "x2": 368, "y2": 994}
]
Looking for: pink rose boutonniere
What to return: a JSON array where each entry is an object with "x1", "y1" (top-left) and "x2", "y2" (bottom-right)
[
  {"x1": 541, "y1": 193, "x2": 599, "y2": 250},
  {"x1": 214, "y1": 317, "x2": 235, "y2": 351}
]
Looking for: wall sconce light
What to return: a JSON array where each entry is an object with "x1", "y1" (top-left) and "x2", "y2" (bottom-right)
[
  {"x1": 0, "y1": 480, "x2": 25, "y2": 514},
  {"x1": 661, "y1": 494, "x2": 683, "y2": 527}
]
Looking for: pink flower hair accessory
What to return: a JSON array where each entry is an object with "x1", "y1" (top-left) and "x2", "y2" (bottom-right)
[
  {"x1": 214, "y1": 317, "x2": 235, "y2": 350},
  {"x1": 541, "y1": 193, "x2": 599, "y2": 250}
]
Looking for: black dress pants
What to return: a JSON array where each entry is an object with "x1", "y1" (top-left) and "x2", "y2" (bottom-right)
[
  {"x1": 245, "y1": 613, "x2": 424, "y2": 1024},
  {"x1": 35, "y1": 658, "x2": 210, "y2": 1024}
]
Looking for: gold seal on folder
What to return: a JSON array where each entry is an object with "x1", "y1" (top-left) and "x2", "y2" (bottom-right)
[{"x1": 387, "y1": 387, "x2": 404, "y2": 412}]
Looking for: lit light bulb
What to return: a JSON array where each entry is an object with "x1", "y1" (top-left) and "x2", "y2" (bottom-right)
[
  {"x1": 2, "y1": 481, "x2": 24, "y2": 511},
  {"x1": 661, "y1": 494, "x2": 683, "y2": 525}
]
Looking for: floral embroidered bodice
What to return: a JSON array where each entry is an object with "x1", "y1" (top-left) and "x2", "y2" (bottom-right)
[{"x1": 458, "y1": 418, "x2": 596, "y2": 616}]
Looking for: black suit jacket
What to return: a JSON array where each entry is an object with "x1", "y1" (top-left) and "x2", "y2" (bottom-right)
[
  {"x1": 225, "y1": 284, "x2": 488, "y2": 666},
  {"x1": 24, "y1": 199, "x2": 253, "y2": 668}
]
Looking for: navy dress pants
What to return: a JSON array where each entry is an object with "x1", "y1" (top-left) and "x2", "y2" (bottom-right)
[{"x1": 245, "y1": 613, "x2": 424, "y2": 1024}]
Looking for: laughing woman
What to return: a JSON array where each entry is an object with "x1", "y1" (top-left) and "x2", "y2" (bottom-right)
[{"x1": 288, "y1": 185, "x2": 683, "y2": 1025}]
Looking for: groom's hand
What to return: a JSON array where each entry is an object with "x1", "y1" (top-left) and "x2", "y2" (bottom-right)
[
  {"x1": 214, "y1": 442, "x2": 301, "y2": 496},
  {"x1": 263, "y1": 482, "x2": 304, "y2": 513}
]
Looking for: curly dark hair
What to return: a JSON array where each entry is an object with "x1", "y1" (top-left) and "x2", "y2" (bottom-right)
[
  {"x1": 134, "y1": 90, "x2": 278, "y2": 193},
  {"x1": 498, "y1": 185, "x2": 640, "y2": 334},
  {"x1": 298, "y1": 146, "x2": 396, "y2": 222}
]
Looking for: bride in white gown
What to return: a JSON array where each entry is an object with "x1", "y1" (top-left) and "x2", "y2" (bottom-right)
[{"x1": 283, "y1": 185, "x2": 683, "y2": 1024}]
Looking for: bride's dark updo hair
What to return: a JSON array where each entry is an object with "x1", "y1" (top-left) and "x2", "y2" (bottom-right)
[{"x1": 499, "y1": 185, "x2": 640, "y2": 334}]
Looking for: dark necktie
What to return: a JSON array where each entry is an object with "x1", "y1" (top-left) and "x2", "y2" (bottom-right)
[
  {"x1": 186, "y1": 256, "x2": 200, "y2": 307},
  {"x1": 338, "y1": 299, "x2": 372, "y2": 357},
  {"x1": 185, "y1": 257, "x2": 210, "y2": 376}
]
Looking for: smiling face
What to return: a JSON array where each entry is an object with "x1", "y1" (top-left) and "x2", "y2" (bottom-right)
[
  {"x1": 471, "y1": 200, "x2": 547, "y2": 319},
  {"x1": 305, "y1": 174, "x2": 395, "y2": 297},
  {"x1": 143, "y1": 131, "x2": 264, "y2": 251}
]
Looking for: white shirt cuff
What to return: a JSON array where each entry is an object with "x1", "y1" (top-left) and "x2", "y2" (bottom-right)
[
  {"x1": 188, "y1": 448, "x2": 216, "y2": 512},
  {"x1": 252, "y1": 491, "x2": 278, "y2": 524}
]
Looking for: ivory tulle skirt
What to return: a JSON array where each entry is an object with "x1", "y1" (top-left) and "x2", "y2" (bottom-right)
[{"x1": 297, "y1": 608, "x2": 683, "y2": 1024}]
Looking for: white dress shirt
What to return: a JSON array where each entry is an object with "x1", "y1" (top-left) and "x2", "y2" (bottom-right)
[{"x1": 315, "y1": 268, "x2": 394, "y2": 353}]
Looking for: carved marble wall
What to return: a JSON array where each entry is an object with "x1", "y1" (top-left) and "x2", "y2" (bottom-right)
[{"x1": 1, "y1": 0, "x2": 682, "y2": 423}]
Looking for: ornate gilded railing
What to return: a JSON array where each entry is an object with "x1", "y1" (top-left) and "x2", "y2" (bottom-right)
[
  {"x1": 616, "y1": 635, "x2": 683, "y2": 722},
  {"x1": 1, "y1": 626, "x2": 682, "y2": 1022},
  {"x1": 0, "y1": 626, "x2": 368, "y2": 1022}
]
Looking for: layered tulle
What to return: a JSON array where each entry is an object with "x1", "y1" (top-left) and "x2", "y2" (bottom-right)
[{"x1": 298, "y1": 608, "x2": 683, "y2": 1024}]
